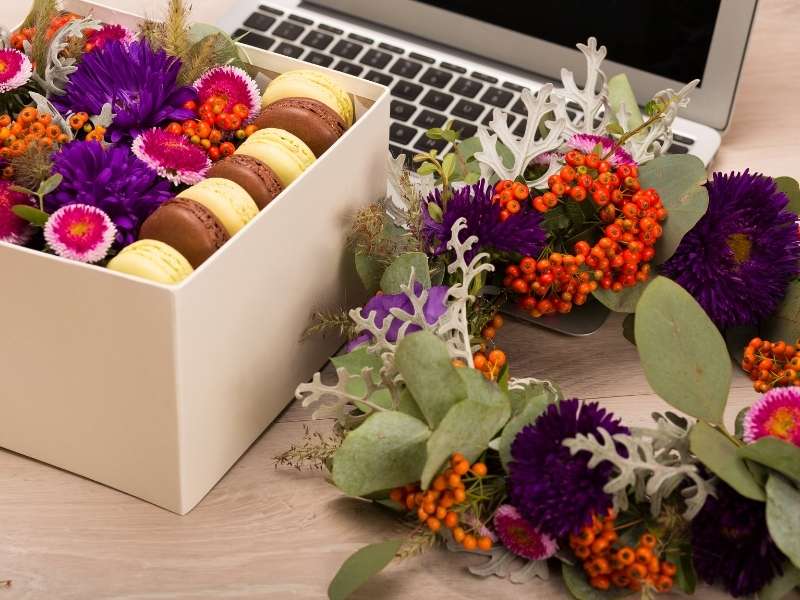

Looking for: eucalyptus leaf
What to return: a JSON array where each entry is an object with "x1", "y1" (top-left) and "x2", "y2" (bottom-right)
[
  {"x1": 608, "y1": 73, "x2": 643, "y2": 131},
  {"x1": 638, "y1": 155, "x2": 709, "y2": 265},
  {"x1": 395, "y1": 331, "x2": 466, "y2": 428},
  {"x1": 762, "y1": 280, "x2": 800, "y2": 345},
  {"x1": 331, "y1": 411, "x2": 430, "y2": 497},
  {"x1": 562, "y1": 562, "x2": 633, "y2": 600},
  {"x1": 738, "y1": 437, "x2": 800, "y2": 483},
  {"x1": 332, "y1": 348, "x2": 391, "y2": 411},
  {"x1": 442, "y1": 153, "x2": 456, "y2": 180},
  {"x1": 775, "y1": 176, "x2": 800, "y2": 216},
  {"x1": 689, "y1": 421, "x2": 765, "y2": 501},
  {"x1": 758, "y1": 562, "x2": 800, "y2": 600},
  {"x1": 328, "y1": 539, "x2": 402, "y2": 600},
  {"x1": 37, "y1": 173, "x2": 62, "y2": 197},
  {"x1": 635, "y1": 277, "x2": 731, "y2": 424},
  {"x1": 765, "y1": 475, "x2": 800, "y2": 568},
  {"x1": 380, "y1": 252, "x2": 430, "y2": 293},
  {"x1": 417, "y1": 162, "x2": 437, "y2": 176},
  {"x1": 355, "y1": 252, "x2": 383, "y2": 296},
  {"x1": 11, "y1": 205, "x2": 49, "y2": 227},
  {"x1": 726, "y1": 324, "x2": 759, "y2": 364},
  {"x1": 593, "y1": 280, "x2": 649, "y2": 313},
  {"x1": 734, "y1": 406, "x2": 749, "y2": 440},
  {"x1": 498, "y1": 390, "x2": 552, "y2": 470}
]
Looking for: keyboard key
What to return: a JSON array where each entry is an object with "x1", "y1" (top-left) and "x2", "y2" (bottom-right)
[
  {"x1": 450, "y1": 77, "x2": 482, "y2": 98},
  {"x1": 451, "y1": 119, "x2": 477, "y2": 138},
  {"x1": 513, "y1": 119, "x2": 527, "y2": 137},
  {"x1": 390, "y1": 59, "x2": 423, "y2": 79},
  {"x1": 304, "y1": 51, "x2": 333, "y2": 67},
  {"x1": 472, "y1": 71, "x2": 498, "y2": 84},
  {"x1": 360, "y1": 49, "x2": 392, "y2": 69},
  {"x1": 348, "y1": 32, "x2": 374, "y2": 44},
  {"x1": 413, "y1": 109, "x2": 447, "y2": 129},
  {"x1": 274, "y1": 42, "x2": 303, "y2": 58},
  {"x1": 440, "y1": 62, "x2": 466, "y2": 73},
  {"x1": 300, "y1": 30, "x2": 333, "y2": 50},
  {"x1": 244, "y1": 12, "x2": 275, "y2": 31},
  {"x1": 289, "y1": 13, "x2": 313, "y2": 25},
  {"x1": 410, "y1": 52, "x2": 435, "y2": 64},
  {"x1": 510, "y1": 97, "x2": 526, "y2": 116},
  {"x1": 673, "y1": 133, "x2": 695, "y2": 145},
  {"x1": 233, "y1": 28, "x2": 247, "y2": 38},
  {"x1": 334, "y1": 60, "x2": 363, "y2": 76},
  {"x1": 318, "y1": 23, "x2": 343, "y2": 35},
  {"x1": 414, "y1": 132, "x2": 447, "y2": 153},
  {"x1": 482, "y1": 110, "x2": 515, "y2": 127},
  {"x1": 390, "y1": 100, "x2": 416, "y2": 122},
  {"x1": 389, "y1": 144, "x2": 413, "y2": 161},
  {"x1": 331, "y1": 40, "x2": 363, "y2": 59},
  {"x1": 366, "y1": 70, "x2": 394, "y2": 86},
  {"x1": 392, "y1": 79, "x2": 423, "y2": 101},
  {"x1": 666, "y1": 143, "x2": 689, "y2": 154},
  {"x1": 503, "y1": 81, "x2": 524, "y2": 92},
  {"x1": 420, "y1": 90, "x2": 453, "y2": 111},
  {"x1": 273, "y1": 21, "x2": 304, "y2": 41},
  {"x1": 239, "y1": 32, "x2": 274, "y2": 50},
  {"x1": 451, "y1": 98, "x2": 484, "y2": 120},
  {"x1": 480, "y1": 87, "x2": 513, "y2": 108},
  {"x1": 390, "y1": 122, "x2": 418, "y2": 145},
  {"x1": 379, "y1": 42, "x2": 403, "y2": 54},
  {"x1": 567, "y1": 101, "x2": 582, "y2": 112},
  {"x1": 259, "y1": 4, "x2": 283, "y2": 16},
  {"x1": 420, "y1": 67, "x2": 453, "y2": 88}
]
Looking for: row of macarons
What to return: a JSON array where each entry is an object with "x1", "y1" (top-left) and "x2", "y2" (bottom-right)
[{"x1": 107, "y1": 68, "x2": 354, "y2": 284}]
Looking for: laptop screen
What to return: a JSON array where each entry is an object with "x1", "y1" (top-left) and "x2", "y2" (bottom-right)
[{"x1": 414, "y1": 0, "x2": 721, "y2": 86}]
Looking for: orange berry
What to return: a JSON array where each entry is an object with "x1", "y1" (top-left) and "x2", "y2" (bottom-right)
[
  {"x1": 639, "y1": 533, "x2": 657, "y2": 548},
  {"x1": 472, "y1": 353, "x2": 487, "y2": 370},
  {"x1": 453, "y1": 488, "x2": 466, "y2": 503},
  {"x1": 462, "y1": 535, "x2": 477, "y2": 550},
  {"x1": 453, "y1": 527, "x2": 466, "y2": 543},
  {"x1": 648, "y1": 557, "x2": 661, "y2": 574},
  {"x1": 451, "y1": 452, "x2": 465, "y2": 465},
  {"x1": 444, "y1": 511, "x2": 459, "y2": 529},
  {"x1": 589, "y1": 576, "x2": 610, "y2": 591},
  {"x1": 574, "y1": 529, "x2": 595, "y2": 547},
  {"x1": 417, "y1": 508, "x2": 429, "y2": 522},
  {"x1": 660, "y1": 561, "x2": 677, "y2": 577},
  {"x1": 432, "y1": 475, "x2": 447, "y2": 492},
  {"x1": 491, "y1": 314, "x2": 504, "y2": 328},
  {"x1": 435, "y1": 506, "x2": 447, "y2": 520},
  {"x1": 627, "y1": 563, "x2": 648, "y2": 580},
  {"x1": 594, "y1": 558, "x2": 611, "y2": 575},
  {"x1": 616, "y1": 547, "x2": 635, "y2": 566},
  {"x1": 37, "y1": 113, "x2": 52, "y2": 126},
  {"x1": 611, "y1": 571, "x2": 631, "y2": 588},
  {"x1": 482, "y1": 325, "x2": 496, "y2": 340},
  {"x1": 635, "y1": 546, "x2": 653, "y2": 564},
  {"x1": 655, "y1": 575, "x2": 673, "y2": 592},
  {"x1": 487, "y1": 350, "x2": 506, "y2": 367},
  {"x1": 439, "y1": 492, "x2": 454, "y2": 508},
  {"x1": 389, "y1": 488, "x2": 403, "y2": 503},
  {"x1": 453, "y1": 460, "x2": 469, "y2": 475},
  {"x1": 477, "y1": 536, "x2": 492, "y2": 551},
  {"x1": 590, "y1": 537, "x2": 609, "y2": 555},
  {"x1": 447, "y1": 473, "x2": 462, "y2": 488},
  {"x1": 405, "y1": 495, "x2": 415, "y2": 510},
  {"x1": 422, "y1": 501, "x2": 436, "y2": 515},
  {"x1": 426, "y1": 517, "x2": 441, "y2": 532},
  {"x1": 0, "y1": 115, "x2": 10, "y2": 127},
  {"x1": 471, "y1": 463, "x2": 488, "y2": 478},
  {"x1": 574, "y1": 545, "x2": 591, "y2": 559}
]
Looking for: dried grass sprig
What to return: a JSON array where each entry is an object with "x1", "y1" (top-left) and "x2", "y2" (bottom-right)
[{"x1": 273, "y1": 425, "x2": 343, "y2": 472}]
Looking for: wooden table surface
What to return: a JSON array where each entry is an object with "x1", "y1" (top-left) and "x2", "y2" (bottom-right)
[{"x1": 2, "y1": 1, "x2": 800, "y2": 598}]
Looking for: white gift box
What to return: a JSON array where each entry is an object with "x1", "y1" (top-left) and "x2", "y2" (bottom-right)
[{"x1": 0, "y1": 0, "x2": 389, "y2": 514}]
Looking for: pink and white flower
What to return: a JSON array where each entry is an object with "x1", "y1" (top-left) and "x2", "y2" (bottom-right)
[
  {"x1": 566, "y1": 133, "x2": 635, "y2": 167},
  {"x1": 743, "y1": 387, "x2": 800, "y2": 447},
  {"x1": 132, "y1": 128, "x2": 210, "y2": 185},
  {"x1": 194, "y1": 65, "x2": 260, "y2": 122},
  {"x1": 493, "y1": 504, "x2": 558, "y2": 561},
  {"x1": 0, "y1": 48, "x2": 33, "y2": 93},
  {"x1": 0, "y1": 180, "x2": 35, "y2": 245},
  {"x1": 44, "y1": 204, "x2": 116, "y2": 263}
]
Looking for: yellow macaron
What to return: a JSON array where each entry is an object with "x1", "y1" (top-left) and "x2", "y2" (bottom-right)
[
  {"x1": 107, "y1": 239, "x2": 193, "y2": 284},
  {"x1": 261, "y1": 69, "x2": 354, "y2": 128},
  {"x1": 177, "y1": 178, "x2": 259, "y2": 236},
  {"x1": 236, "y1": 128, "x2": 316, "y2": 187}
]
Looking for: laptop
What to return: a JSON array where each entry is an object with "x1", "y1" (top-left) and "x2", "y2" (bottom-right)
[{"x1": 217, "y1": 0, "x2": 757, "y2": 335}]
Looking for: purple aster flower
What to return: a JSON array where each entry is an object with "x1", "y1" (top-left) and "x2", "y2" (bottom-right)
[
  {"x1": 45, "y1": 141, "x2": 172, "y2": 248},
  {"x1": 493, "y1": 504, "x2": 558, "y2": 560},
  {"x1": 691, "y1": 482, "x2": 784, "y2": 597},
  {"x1": 52, "y1": 40, "x2": 197, "y2": 142},
  {"x1": 132, "y1": 128, "x2": 210, "y2": 185},
  {"x1": 566, "y1": 134, "x2": 634, "y2": 167},
  {"x1": 346, "y1": 284, "x2": 449, "y2": 351},
  {"x1": 661, "y1": 171, "x2": 800, "y2": 329},
  {"x1": 423, "y1": 180, "x2": 546, "y2": 261},
  {"x1": 508, "y1": 398, "x2": 629, "y2": 539},
  {"x1": 743, "y1": 387, "x2": 800, "y2": 446}
]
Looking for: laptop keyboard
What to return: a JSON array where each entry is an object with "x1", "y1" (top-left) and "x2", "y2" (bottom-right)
[{"x1": 235, "y1": 4, "x2": 695, "y2": 163}]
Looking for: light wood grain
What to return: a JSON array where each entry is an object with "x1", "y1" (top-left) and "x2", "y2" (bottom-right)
[{"x1": 2, "y1": 1, "x2": 800, "y2": 598}]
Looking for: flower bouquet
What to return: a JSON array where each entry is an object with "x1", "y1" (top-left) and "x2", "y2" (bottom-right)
[{"x1": 282, "y1": 37, "x2": 800, "y2": 600}]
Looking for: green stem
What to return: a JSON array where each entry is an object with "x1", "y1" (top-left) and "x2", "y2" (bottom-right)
[
  {"x1": 710, "y1": 422, "x2": 743, "y2": 447},
  {"x1": 602, "y1": 111, "x2": 664, "y2": 161}
]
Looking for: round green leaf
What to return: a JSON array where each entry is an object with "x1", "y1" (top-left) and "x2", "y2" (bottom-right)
[
  {"x1": 766, "y1": 475, "x2": 800, "y2": 569},
  {"x1": 635, "y1": 277, "x2": 731, "y2": 424},
  {"x1": 11, "y1": 205, "x2": 49, "y2": 227},
  {"x1": 593, "y1": 280, "x2": 649, "y2": 313},
  {"x1": 738, "y1": 437, "x2": 800, "y2": 483},
  {"x1": 380, "y1": 252, "x2": 431, "y2": 293},
  {"x1": 775, "y1": 176, "x2": 800, "y2": 216},
  {"x1": 332, "y1": 411, "x2": 430, "y2": 497},
  {"x1": 762, "y1": 280, "x2": 800, "y2": 345},
  {"x1": 638, "y1": 154, "x2": 709, "y2": 265},
  {"x1": 758, "y1": 562, "x2": 800, "y2": 600},
  {"x1": 355, "y1": 252, "x2": 383, "y2": 295},
  {"x1": 328, "y1": 540, "x2": 402, "y2": 600},
  {"x1": 499, "y1": 384, "x2": 558, "y2": 470}
]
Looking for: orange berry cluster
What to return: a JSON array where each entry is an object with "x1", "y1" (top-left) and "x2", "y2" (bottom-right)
[
  {"x1": 389, "y1": 453, "x2": 492, "y2": 551},
  {"x1": 10, "y1": 13, "x2": 81, "y2": 50},
  {"x1": 504, "y1": 254, "x2": 596, "y2": 316},
  {"x1": 569, "y1": 512, "x2": 675, "y2": 593},
  {"x1": 479, "y1": 313, "x2": 504, "y2": 342},
  {"x1": 492, "y1": 179, "x2": 530, "y2": 221},
  {"x1": 472, "y1": 348, "x2": 506, "y2": 381},
  {"x1": 0, "y1": 108, "x2": 68, "y2": 167},
  {"x1": 742, "y1": 337, "x2": 800, "y2": 392},
  {"x1": 67, "y1": 112, "x2": 106, "y2": 142},
  {"x1": 166, "y1": 97, "x2": 258, "y2": 162}
]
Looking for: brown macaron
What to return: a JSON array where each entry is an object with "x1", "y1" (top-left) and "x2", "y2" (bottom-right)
[
  {"x1": 252, "y1": 97, "x2": 347, "y2": 156},
  {"x1": 138, "y1": 197, "x2": 229, "y2": 269},
  {"x1": 206, "y1": 155, "x2": 284, "y2": 210}
]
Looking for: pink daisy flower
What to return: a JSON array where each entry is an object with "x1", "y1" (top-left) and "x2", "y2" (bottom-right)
[
  {"x1": 194, "y1": 66, "x2": 260, "y2": 122},
  {"x1": 0, "y1": 180, "x2": 35, "y2": 245},
  {"x1": 0, "y1": 48, "x2": 33, "y2": 93},
  {"x1": 566, "y1": 133, "x2": 635, "y2": 167},
  {"x1": 85, "y1": 24, "x2": 136, "y2": 52},
  {"x1": 493, "y1": 504, "x2": 558, "y2": 561},
  {"x1": 132, "y1": 128, "x2": 210, "y2": 185},
  {"x1": 44, "y1": 204, "x2": 116, "y2": 263},
  {"x1": 743, "y1": 387, "x2": 800, "y2": 447}
]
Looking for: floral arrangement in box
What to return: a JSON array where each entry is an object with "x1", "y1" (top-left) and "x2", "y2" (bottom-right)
[
  {"x1": 0, "y1": 0, "x2": 357, "y2": 283},
  {"x1": 281, "y1": 38, "x2": 800, "y2": 600}
]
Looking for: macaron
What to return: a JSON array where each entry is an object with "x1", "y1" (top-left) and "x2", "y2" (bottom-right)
[
  {"x1": 206, "y1": 155, "x2": 284, "y2": 210},
  {"x1": 253, "y1": 97, "x2": 346, "y2": 156},
  {"x1": 261, "y1": 69, "x2": 354, "y2": 128},
  {"x1": 107, "y1": 239, "x2": 193, "y2": 284},
  {"x1": 138, "y1": 198, "x2": 230, "y2": 268},
  {"x1": 177, "y1": 178, "x2": 259, "y2": 236},
  {"x1": 235, "y1": 128, "x2": 315, "y2": 188}
]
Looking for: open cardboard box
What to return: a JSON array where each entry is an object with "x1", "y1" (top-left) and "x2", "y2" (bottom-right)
[{"x1": 0, "y1": 0, "x2": 390, "y2": 514}]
